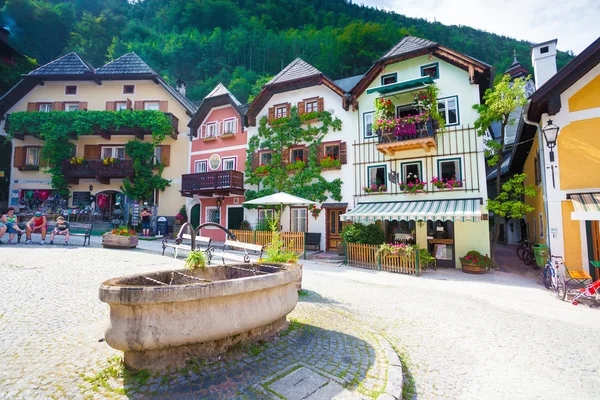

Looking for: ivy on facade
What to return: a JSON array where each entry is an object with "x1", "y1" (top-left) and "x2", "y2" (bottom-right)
[
  {"x1": 121, "y1": 140, "x2": 171, "y2": 203},
  {"x1": 244, "y1": 106, "x2": 343, "y2": 206}
]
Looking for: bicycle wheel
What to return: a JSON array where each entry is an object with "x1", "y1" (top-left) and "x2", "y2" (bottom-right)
[
  {"x1": 523, "y1": 249, "x2": 535, "y2": 266},
  {"x1": 517, "y1": 246, "x2": 526, "y2": 261},
  {"x1": 556, "y1": 275, "x2": 567, "y2": 300},
  {"x1": 543, "y1": 266, "x2": 553, "y2": 289}
]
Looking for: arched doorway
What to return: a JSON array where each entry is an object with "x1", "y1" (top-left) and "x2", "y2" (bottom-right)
[
  {"x1": 190, "y1": 204, "x2": 201, "y2": 229},
  {"x1": 95, "y1": 190, "x2": 122, "y2": 221}
]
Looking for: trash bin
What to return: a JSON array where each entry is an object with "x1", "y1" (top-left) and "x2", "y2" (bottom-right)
[
  {"x1": 156, "y1": 217, "x2": 168, "y2": 237},
  {"x1": 533, "y1": 243, "x2": 549, "y2": 268}
]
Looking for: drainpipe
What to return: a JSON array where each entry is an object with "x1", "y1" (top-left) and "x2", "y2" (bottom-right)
[{"x1": 522, "y1": 101, "x2": 551, "y2": 254}]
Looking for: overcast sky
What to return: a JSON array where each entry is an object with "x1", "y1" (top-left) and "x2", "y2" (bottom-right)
[{"x1": 357, "y1": 0, "x2": 599, "y2": 54}]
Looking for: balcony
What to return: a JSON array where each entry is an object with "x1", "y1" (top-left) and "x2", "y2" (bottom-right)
[
  {"x1": 62, "y1": 159, "x2": 134, "y2": 184},
  {"x1": 376, "y1": 120, "x2": 437, "y2": 155},
  {"x1": 180, "y1": 170, "x2": 245, "y2": 197}
]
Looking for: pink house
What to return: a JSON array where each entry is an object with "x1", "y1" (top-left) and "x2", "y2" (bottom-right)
[{"x1": 183, "y1": 84, "x2": 247, "y2": 242}]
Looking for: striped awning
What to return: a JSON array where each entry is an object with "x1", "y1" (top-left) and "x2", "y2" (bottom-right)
[
  {"x1": 571, "y1": 193, "x2": 600, "y2": 220},
  {"x1": 341, "y1": 199, "x2": 482, "y2": 223}
]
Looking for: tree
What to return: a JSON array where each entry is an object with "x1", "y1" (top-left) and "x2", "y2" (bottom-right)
[
  {"x1": 121, "y1": 140, "x2": 170, "y2": 204},
  {"x1": 487, "y1": 173, "x2": 536, "y2": 238},
  {"x1": 244, "y1": 106, "x2": 343, "y2": 204},
  {"x1": 473, "y1": 73, "x2": 529, "y2": 260}
]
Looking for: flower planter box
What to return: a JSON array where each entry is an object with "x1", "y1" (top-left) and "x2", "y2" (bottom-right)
[
  {"x1": 321, "y1": 166, "x2": 342, "y2": 171},
  {"x1": 102, "y1": 233, "x2": 139, "y2": 249},
  {"x1": 201, "y1": 137, "x2": 217, "y2": 142},
  {"x1": 220, "y1": 133, "x2": 236, "y2": 139},
  {"x1": 461, "y1": 261, "x2": 487, "y2": 274}
]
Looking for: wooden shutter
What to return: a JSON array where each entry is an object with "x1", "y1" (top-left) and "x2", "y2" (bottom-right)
[
  {"x1": 302, "y1": 146, "x2": 308, "y2": 163},
  {"x1": 105, "y1": 101, "x2": 115, "y2": 111},
  {"x1": 268, "y1": 107, "x2": 275, "y2": 122},
  {"x1": 317, "y1": 97, "x2": 324, "y2": 112},
  {"x1": 161, "y1": 145, "x2": 171, "y2": 167},
  {"x1": 126, "y1": 98, "x2": 132, "y2": 110},
  {"x1": 317, "y1": 144, "x2": 324, "y2": 162},
  {"x1": 79, "y1": 101, "x2": 88, "y2": 111},
  {"x1": 200, "y1": 125, "x2": 206, "y2": 138},
  {"x1": 52, "y1": 101, "x2": 64, "y2": 111},
  {"x1": 286, "y1": 103, "x2": 291, "y2": 117},
  {"x1": 251, "y1": 152, "x2": 259, "y2": 170},
  {"x1": 84, "y1": 145, "x2": 100, "y2": 160},
  {"x1": 13, "y1": 146, "x2": 23, "y2": 168},
  {"x1": 27, "y1": 103, "x2": 37, "y2": 112},
  {"x1": 159, "y1": 101, "x2": 168, "y2": 112},
  {"x1": 298, "y1": 101, "x2": 305, "y2": 115},
  {"x1": 134, "y1": 101, "x2": 143, "y2": 110},
  {"x1": 282, "y1": 147, "x2": 290, "y2": 166},
  {"x1": 340, "y1": 142, "x2": 347, "y2": 165}
]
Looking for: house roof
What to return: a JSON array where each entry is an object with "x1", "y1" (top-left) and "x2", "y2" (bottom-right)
[
  {"x1": 94, "y1": 52, "x2": 153, "y2": 75},
  {"x1": 504, "y1": 52, "x2": 529, "y2": 79},
  {"x1": 267, "y1": 58, "x2": 322, "y2": 85},
  {"x1": 379, "y1": 36, "x2": 438, "y2": 61},
  {"x1": 205, "y1": 83, "x2": 242, "y2": 106},
  {"x1": 334, "y1": 74, "x2": 364, "y2": 92},
  {"x1": 527, "y1": 36, "x2": 600, "y2": 121},
  {"x1": 188, "y1": 83, "x2": 245, "y2": 132},
  {"x1": 27, "y1": 52, "x2": 94, "y2": 76}
]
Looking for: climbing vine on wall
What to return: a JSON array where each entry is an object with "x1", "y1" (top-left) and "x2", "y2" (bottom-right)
[
  {"x1": 244, "y1": 106, "x2": 343, "y2": 207},
  {"x1": 121, "y1": 140, "x2": 171, "y2": 203},
  {"x1": 5, "y1": 110, "x2": 174, "y2": 199}
]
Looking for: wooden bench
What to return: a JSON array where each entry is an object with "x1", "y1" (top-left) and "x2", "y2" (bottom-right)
[
  {"x1": 162, "y1": 233, "x2": 213, "y2": 258},
  {"x1": 305, "y1": 232, "x2": 321, "y2": 251},
  {"x1": 212, "y1": 240, "x2": 264, "y2": 265},
  {"x1": 16, "y1": 222, "x2": 93, "y2": 246}
]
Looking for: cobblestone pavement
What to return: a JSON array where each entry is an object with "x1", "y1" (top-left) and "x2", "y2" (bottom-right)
[{"x1": 1, "y1": 243, "x2": 600, "y2": 399}]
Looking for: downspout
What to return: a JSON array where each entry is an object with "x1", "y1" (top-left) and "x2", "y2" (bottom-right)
[{"x1": 522, "y1": 101, "x2": 551, "y2": 253}]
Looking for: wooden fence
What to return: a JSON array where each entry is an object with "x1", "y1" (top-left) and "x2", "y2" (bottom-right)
[
  {"x1": 230, "y1": 230, "x2": 306, "y2": 257},
  {"x1": 346, "y1": 243, "x2": 420, "y2": 275}
]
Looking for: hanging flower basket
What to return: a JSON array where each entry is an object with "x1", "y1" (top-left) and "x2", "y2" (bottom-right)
[{"x1": 310, "y1": 205, "x2": 321, "y2": 219}]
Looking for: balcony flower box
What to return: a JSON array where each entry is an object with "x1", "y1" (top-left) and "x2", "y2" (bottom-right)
[
  {"x1": 201, "y1": 135, "x2": 217, "y2": 142},
  {"x1": 363, "y1": 184, "x2": 386, "y2": 194},
  {"x1": 19, "y1": 164, "x2": 40, "y2": 171},
  {"x1": 102, "y1": 228, "x2": 139, "y2": 249},
  {"x1": 399, "y1": 180, "x2": 427, "y2": 194},
  {"x1": 220, "y1": 132, "x2": 236, "y2": 139},
  {"x1": 431, "y1": 177, "x2": 463, "y2": 190},
  {"x1": 320, "y1": 156, "x2": 341, "y2": 170}
]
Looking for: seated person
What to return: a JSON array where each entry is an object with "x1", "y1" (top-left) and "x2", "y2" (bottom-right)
[
  {"x1": 50, "y1": 216, "x2": 70, "y2": 245},
  {"x1": 2, "y1": 207, "x2": 23, "y2": 244},
  {"x1": 0, "y1": 216, "x2": 5, "y2": 243},
  {"x1": 25, "y1": 211, "x2": 47, "y2": 245}
]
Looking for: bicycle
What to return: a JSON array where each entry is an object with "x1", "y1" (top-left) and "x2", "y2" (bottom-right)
[
  {"x1": 542, "y1": 255, "x2": 567, "y2": 300},
  {"x1": 517, "y1": 239, "x2": 535, "y2": 266}
]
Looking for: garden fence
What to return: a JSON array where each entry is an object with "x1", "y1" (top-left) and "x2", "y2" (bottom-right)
[
  {"x1": 346, "y1": 243, "x2": 420, "y2": 275},
  {"x1": 230, "y1": 230, "x2": 306, "y2": 258}
]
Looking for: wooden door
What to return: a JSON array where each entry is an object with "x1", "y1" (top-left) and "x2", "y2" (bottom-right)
[
  {"x1": 227, "y1": 207, "x2": 244, "y2": 230},
  {"x1": 326, "y1": 208, "x2": 346, "y2": 251},
  {"x1": 191, "y1": 204, "x2": 200, "y2": 229}
]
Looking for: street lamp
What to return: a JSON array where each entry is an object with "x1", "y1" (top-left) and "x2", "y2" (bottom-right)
[{"x1": 542, "y1": 119, "x2": 560, "y2": 162}]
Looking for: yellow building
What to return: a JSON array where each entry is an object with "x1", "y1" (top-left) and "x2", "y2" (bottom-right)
[
  {"x1": 513, "y1": 37, "x2": 600, "y2": 279},
  {"x1": 0, "y1": 52, "x2": 196, "y2": 223}
]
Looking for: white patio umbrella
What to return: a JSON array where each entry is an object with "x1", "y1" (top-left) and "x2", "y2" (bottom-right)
[{"x1": 243, "y1": 192, "x2": 315, "y2": 206}]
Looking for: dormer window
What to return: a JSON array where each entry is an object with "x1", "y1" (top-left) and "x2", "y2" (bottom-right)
[
  {"x1": 65, "y1": 85, "x2": 77, "y2": 95},
  {"x1": 381, "y1": 73, "x2": 397, "y2": 85},
  {"x1": 420, "y1": 63, "x2": 439, "y2": 79},
  {"x1": 123, "y1": 85, "x2": 135, "y2": 94}
]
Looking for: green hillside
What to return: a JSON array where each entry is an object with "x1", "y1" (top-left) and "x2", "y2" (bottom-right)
[{"x1": 0, "y1": 0, "x2": 574, "y2": 102}]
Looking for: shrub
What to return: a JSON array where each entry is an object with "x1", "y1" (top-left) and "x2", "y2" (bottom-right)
[
  {"x1": 341, "y1": 223, "x2": 384, "y2": 245},
  {"x1": 460, "y1": 250, "x2": 493, "y2": 269},
  {"x1": 239, "y1": 220, "x2": 252, "y2": 230},
  {"x1": 262, "y1": 212, "x2": 298, "y2": 263},
  {"x1": 185, "y1": 250, "x2": 207, "y2": 270},
  {"x1": 179, "y1": 205, "x2": 188, "y2": 221},
  {"x1": 110, "y1": 226, "x2": 137, "y2": 236}
]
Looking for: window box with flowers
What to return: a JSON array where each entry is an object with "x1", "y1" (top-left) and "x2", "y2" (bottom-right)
[
  {"x1": 286, "y1": 158, "x2": 305, "y2": 172},
  {"x1": 309, "y1": 205, "x2": 321, "y2": 219},
  {"x1": 460, "y1": 250, "x2": 493, "y2": 274},
  {"x1": 255, "y1": 164, "x2": 272, "y2": 176},
  {"x1": 19, "y1": 164, "x2": 40, "y2": 171},
  {"x1": 431, "y1": 177, "x2": 463, "y2": 190},
  {"x1": 320, "y1": 155, "x2": 342, "y2": 170},
  {"x1": 363, "y1": 184, "x2": 386, "y2": 194},
  {"x1": 102, "y1": 157, "x2": 120, "y2": 166},
  {"x1": 102, "y1": 226, "x2": 138, "y2": 249},
  {"x1": 399, "y1": 180, "x2": 427, "y2": 194},
  {"x1": 70, "y1": 156, "x2": 87, "y2": 165},
  {"x1": 221, "y1": 131, "x2": 236, "y2": 139}
]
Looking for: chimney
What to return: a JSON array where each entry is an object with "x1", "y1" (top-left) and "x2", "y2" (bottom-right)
[
  {"x1": 0, "y1": 27, "x2": 9, "y2": 43},
  {"x1": 176, "y1": 78, "x2": 187, "y2": 97},
  {"x1": 531, "y1": 39, "x2": 558, "y2": 89}
]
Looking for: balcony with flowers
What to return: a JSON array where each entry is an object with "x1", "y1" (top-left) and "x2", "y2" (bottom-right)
[{"x1": 372, "y1": 85, "x2": 444, "y2": 155}]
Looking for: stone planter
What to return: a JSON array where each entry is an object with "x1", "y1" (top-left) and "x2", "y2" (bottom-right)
[
  {"x1": 102, "y1": 233, "x2": 138, "y2": 249},
  {"x1": 461, "y1": 261, "x2": 487, "y2": 274},
  {"x1": 100, "y1": 262, "x2": 301, "y2": 371}
]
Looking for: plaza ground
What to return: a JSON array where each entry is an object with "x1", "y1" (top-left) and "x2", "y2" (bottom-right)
[{"x1": 0, "y1": 240, "x2": 599, "y2": 399}]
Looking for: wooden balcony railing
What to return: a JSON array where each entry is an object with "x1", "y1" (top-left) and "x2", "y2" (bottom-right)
[
  {"x1": 181, "y1": 170, "x2": 245, "y2": 197},
  {"x1": 62, "y1": 159, "x2": 134, "y2": 184},
  {"x1": 376, "y1": 119, "x2": 438, "y2": 154}
]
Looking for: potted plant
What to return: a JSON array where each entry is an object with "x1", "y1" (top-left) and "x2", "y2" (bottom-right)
[
  {"x1": 459, "y1": 250, "x2": 493, "y2": 274},
  {"x1": 309, "y1": 205, "x2": 321, "y2": 219},
  {"x1": 185, "y1": 250, "x2": 208, "y2": 270},
  {"x1": 239, "y1": 220, "x2": 252, "y2": 230},
  {"x1": 102, "y1": 225, "x2": 139, "y2": 249}
]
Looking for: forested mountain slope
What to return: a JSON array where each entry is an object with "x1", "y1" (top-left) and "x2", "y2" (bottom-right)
[{"x1": 0, "y1": 0, "x2": 574, "y2": 102}]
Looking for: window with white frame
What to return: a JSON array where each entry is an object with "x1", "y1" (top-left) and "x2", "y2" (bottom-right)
[
  {"x1": 305, "y1": 99, "x2": 318, "y2": 113},
  {"x1": 381, "y1": 73, "x2": 397, "y2": 85},
  {"x1": 154, "y1": 146, "x2": 162, "y2": 165},
  {"x1": 368, "y1": 165, "x2": 387, "y2": 188},
  {"x1": 401, "y1": 162, "x2": 421, "y2": 184},
  {"x1": 206, "y1": 207, "x2": 220, "y2": 224},
  {"x1": 438, "y1": 158, "x2": 462, "y2": 184},
  {"x1": 275, "y1": 105, "x2": 287, "y2": 118},
  {"x1": 195, "y1": 160, "x2": 207, "y2": 173},
  {"x1": 258, "y1": 209, "x2": 274, "y2": 226},
  {"x1": 205, "y1": 123, "x2": 218, "y2": 138},
  {"x1": 38, "y1": 103, "x2": 52, "y2": 112},
  {"x1": 26, "y1": 147, "x2": 40, "y2": 166},
  {"x1": 363, "y1": 112, "x2": 375, "y2": 138},
  {"x1": 102, "y1": 146, "x2": 126, "y2": 160},
  {"x1": 259, "y1": 152, "x2": 272, "y2": 165},
  {"x1": 223, "y1": 118, "x2": 237, "y2": 134},
  {"x1": 291, "y1": 208, "x2": 307, "y2": 232},
  {"x1": 65, "y1": 103, "x2": 79, "y2": 112},
  {"x1": 115, "y1": 102, "x2": 127, "y2": 111},
  {"x1": 437, "y1": 96, "x2": 459, "y2": 125},
  {"x1": 222, "y1": 157, "x2": 236, "y2": 171},
  {"x1": 144, "y1": 102, "x2": 160, "y2": 110}
]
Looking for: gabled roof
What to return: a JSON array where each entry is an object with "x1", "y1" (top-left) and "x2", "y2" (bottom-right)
[
  {"x1": 334, "y1": 74, "x2": 364, "y2": 92},
  {"x1": 379, "y1": 36, "x2": 438, "y2": 61},
  {"x1": 504, "y1": 52, "x2": 529, "y2": 79},
  {"x1": 27, "y1": 52, "x2": 94, "y2": 76},
  {"x1": 246, "y1": 58, "x2": 347, "y2": 125},
  {"x1": 267, "y1": 58, "x2": 322, "y2": 85},
  {"x1": 188, "y1": 83, "x2": 245, "y2": 132},
  {"x1": 94, "y1": 52, "x2": 154, "y2": 75}
]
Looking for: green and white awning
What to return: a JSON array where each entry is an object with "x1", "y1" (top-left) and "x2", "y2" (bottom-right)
[
  {"x1": 341, "y1": 199, "x2": 482, "y2": 223},
  {"x1": 366, "y1": 76, "x2": 434, "y2": 96},
  {"x1": 571, "y1": 193, "x2": 600, "y2": 220}
]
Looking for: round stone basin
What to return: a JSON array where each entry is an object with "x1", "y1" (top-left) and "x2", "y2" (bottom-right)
[{"x1": 99, "y1": 263, "x2": 302, "y2": 371}]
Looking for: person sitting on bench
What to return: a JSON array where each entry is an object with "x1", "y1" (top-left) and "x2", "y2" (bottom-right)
[
  {"x1": 25, "y1": 211, "x2": 47, "y2": 245},
  {"x1": 1, "y1": 207, "x2": 23, "y2": 244},
  {"x1": 50, "y1": 216, "x2": 70, "y2": 245}
]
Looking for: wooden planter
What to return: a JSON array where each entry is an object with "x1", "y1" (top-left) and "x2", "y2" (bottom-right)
[
  {"x1": 461, "y1": 261, "x2": 487, "y2": 274},
  {"x1": 102, "y1": 233, "x2": 139, "y2": 249}
]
